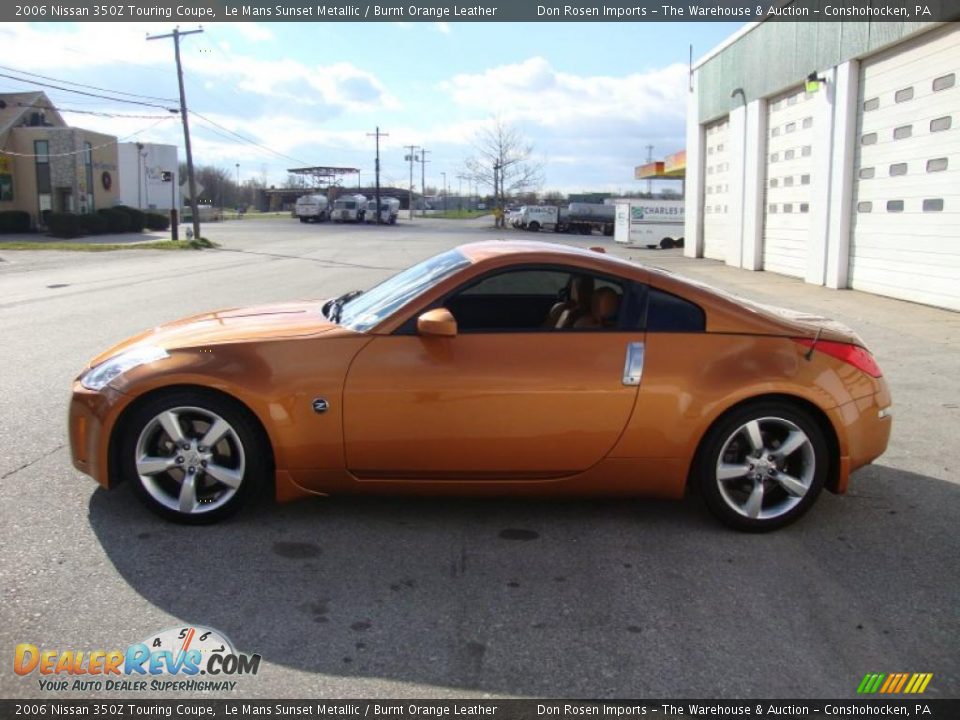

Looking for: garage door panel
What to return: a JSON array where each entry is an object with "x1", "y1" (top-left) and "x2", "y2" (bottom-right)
[
  {"x1": 762, "y1": 86, "x2": 816, "y2": 278},
  {"x1": 851, "y1": 24, "x2": 960, "y2": 311},
  {"x1": 702, "y1": 117, "x2": 731, "y2": 261}
]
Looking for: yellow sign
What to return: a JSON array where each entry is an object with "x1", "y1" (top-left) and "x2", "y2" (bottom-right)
[{"x1": 0, "y1": 154, "x2": 12, "y2": 173}]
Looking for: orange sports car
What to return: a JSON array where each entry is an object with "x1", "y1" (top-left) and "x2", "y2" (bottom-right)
[{"x1": 68, "y1": 241, "x2": 892, "y2": 531}]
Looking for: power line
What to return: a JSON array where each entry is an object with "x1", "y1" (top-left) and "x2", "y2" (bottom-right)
[
  {"x1": 0, "y1": 117, "x2": 175, "y2": 157},
  {"x1": 0, "y1": 71, "x2": 178, "y2": 111},
  {"x1": 190, "y1": 110, "x2": 313, "y2": 167},
  {"x1": 18, "y1": 102, "x2": 174, "y2": 120},
  {"x1": 0, "y1": 63, "x2": 178, "y2": 104}
]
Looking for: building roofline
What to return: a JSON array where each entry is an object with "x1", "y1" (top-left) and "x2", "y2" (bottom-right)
[{"x1": 693, "y1": 21, "x2": 762, "y2": 70}]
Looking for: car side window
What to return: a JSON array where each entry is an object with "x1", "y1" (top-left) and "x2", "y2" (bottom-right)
[
  {"x1": 443, "y1": 267, "x2": 628, "y2": 333},
  {"x1": 646, "y1": 287, "x2": 706, "y2": 332},
  {"x1": 461, "y1": 269, "x2": 569, "y2": 296}
]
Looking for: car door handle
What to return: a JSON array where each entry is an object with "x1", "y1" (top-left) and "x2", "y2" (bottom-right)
[{"x1": 622, "y1": 342, "x2": 645, "y2": 386}]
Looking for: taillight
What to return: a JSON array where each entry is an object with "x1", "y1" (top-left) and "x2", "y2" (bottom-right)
[{"x1": 793, "y1": 338, "x2": 883, "y2": 378}]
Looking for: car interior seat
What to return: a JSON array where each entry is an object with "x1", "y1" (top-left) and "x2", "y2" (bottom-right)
[
  {"x1": 546, "y1": 275, "x2": 594, "y2": 329},
  {"x1": 573, "y1": 287, "x2": 620, "y2": 329}
]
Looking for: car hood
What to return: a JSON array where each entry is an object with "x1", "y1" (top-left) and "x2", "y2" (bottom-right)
[{"x1": 87, "y1": 301, "x2": 346, "y2": 367}]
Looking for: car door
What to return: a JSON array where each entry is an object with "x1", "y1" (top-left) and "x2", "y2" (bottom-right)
[{"x1": 341, "y1": 267, "x2": 645, "y2": 480}]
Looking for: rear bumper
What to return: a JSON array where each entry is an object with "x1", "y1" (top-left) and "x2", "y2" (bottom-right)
[{"x1": 830, "y1": 382, "x2": 893, "y2": 494}]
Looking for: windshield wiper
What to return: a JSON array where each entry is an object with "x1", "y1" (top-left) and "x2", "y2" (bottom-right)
[{"x1": 327, "y1": 290, "x2": 364, "y2": 323}]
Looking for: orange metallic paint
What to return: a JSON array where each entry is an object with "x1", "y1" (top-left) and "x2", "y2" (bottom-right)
[{"x1": 68, "y1": 241, "x2": 892, "y2": 505}]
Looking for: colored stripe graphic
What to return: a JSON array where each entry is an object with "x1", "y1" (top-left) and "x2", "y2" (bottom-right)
[
  {"x1": 893, "y1": 674, "x2": 909, "y2": 693},
  {"x1": 858, "y1": 673, "x2": 932, "y2": 694}
]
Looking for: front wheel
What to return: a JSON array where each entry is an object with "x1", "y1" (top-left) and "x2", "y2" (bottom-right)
[
  {"x1": 119, "y1": 390, "x2": 270, "y2": 524},
  {"x1": 694, "y1": 402, "x2": 828, "y2": 532}
]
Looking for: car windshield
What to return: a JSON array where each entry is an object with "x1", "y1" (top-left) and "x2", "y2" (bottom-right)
[{"x1": 338, "y1": 249, "x2": 471, "y2": 332}]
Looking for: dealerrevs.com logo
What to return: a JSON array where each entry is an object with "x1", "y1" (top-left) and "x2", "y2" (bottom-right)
[{"x1": 14, "y1": 626, "x2": 260, "y2": 693}]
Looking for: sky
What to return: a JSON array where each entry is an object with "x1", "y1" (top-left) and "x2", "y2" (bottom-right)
[{"x1": 0, "y1": 21, "x2": 743, "y2": 195}]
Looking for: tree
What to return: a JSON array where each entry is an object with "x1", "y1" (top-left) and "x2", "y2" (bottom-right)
[
  {"x1": 462, "y1": 117, "x2": 544, "y2": 207},
  {"x1": 542, "y1": 190, "x2": 567, "y2": 206}
]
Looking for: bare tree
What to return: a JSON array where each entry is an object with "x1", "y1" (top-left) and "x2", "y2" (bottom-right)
[{"x1": 462, "y1": 117, "x2": 544, "y2": 206}]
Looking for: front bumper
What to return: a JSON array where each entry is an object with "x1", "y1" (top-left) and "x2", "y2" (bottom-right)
[{"x1": 68, "y1": 382, "x2": 128, "y2": 488}]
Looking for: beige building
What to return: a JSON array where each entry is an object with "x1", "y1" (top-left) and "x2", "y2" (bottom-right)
[{"x1": 0, "y1": 92, "x2": 119, "y2": 229}]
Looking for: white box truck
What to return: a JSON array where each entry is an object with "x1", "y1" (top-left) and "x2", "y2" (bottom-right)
[
  {"x1": 295, "y1": 194, "x2": 329, "y2": 223},
  {"x1": 364, "y1": 197, "x2": 401, "y2": 224},
  {"x1": 519, "y1": 205, "x2": 562, "y2": 231},
  {"x1": 614, "y1": 199, "x2": 684, "y2": 248},
  {"x1": 332, "y1": 194, "x2": 367, "y2": 223}
]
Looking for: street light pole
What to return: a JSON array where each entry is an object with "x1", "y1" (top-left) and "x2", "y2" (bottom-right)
[
  {"x1": 235, "y1": 162, "x2": 240, "y2": 212},
  {"x1": 493, "y1": 161, "x2": 502, "y2": 226},
  {"x1": 419, "y1": 148, "x2": 430, "y2": 217},
  {"x1": 441, "y1": 172, "x2": 446, "y2": 212},
  {"x1": 367, "y1": 126, "x2": 389, "y2": 224}
]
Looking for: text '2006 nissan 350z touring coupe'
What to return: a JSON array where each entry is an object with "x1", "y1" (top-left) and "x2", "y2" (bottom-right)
[{"x1": 68, "y1": 241, "x2": 892, "y2": 531}]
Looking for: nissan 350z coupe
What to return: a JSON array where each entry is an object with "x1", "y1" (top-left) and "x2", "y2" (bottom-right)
[{"x1": 68, "y1": 241, "x2": 892, "y2": 531}]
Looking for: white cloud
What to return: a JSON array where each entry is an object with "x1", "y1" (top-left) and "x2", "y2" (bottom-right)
[
  {"x1": 0, "y1": 24, "x2": 397, "y2": 116},
  {"x1": 440, "y1": 56, "x2": 688, "y2": 130}
]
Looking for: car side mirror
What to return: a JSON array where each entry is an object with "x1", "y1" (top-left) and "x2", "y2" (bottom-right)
[{"x1": 417, "y1": 308, "x2": 457, "y2": 338}]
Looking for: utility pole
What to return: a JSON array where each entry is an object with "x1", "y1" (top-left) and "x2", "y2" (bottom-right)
[
  {"x1": 235, "y1": 162, "x2": 240, "y2": 211},
  {"x1": 148, "y1": 26, "x2": 203, "y2": 242},
  {"x1": 404, "y1": 144, "x2": 419, "y2": 221},
  {"x1": 419, "y1": 148, "x2": 430, "y2": 217},
  {"x1": 367, "y1": 126, "x2": 388, "y2": 224},
  {"x1": 441, "y1": 171, "x2": 447, "y2": 213}
]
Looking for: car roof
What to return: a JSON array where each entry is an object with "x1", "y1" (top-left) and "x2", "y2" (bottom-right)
[{"x1": 456, "y1": 240, "x2": 644, "y2": 273}]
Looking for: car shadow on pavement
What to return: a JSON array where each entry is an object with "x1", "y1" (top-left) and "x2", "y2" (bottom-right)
[{"x1": 87, "y1": 465, "x2": 960, "y2": 698}]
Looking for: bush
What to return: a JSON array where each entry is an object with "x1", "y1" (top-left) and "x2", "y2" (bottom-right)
[
  {"x1": 47, "y1": 212, "x2": 83, "y2": 239},
  {"x1": 78, "y1": 213, "x2": 108, "y2": 235},
  {"x1": 97, "y1": 208, "x2": 131, "y2": 233},
  {"x1": 113, "y1": 205, "x2": 145, "y2": 232},
  {"x1": 0, "y1": 210, "x2": 31, "y2": 233},
  {"x1": 144, "y1": 212, "x2": 170, "y2": 231}
]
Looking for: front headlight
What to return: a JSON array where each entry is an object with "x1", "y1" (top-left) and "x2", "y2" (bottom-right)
[{"x1": 80, "y1": 345, "x2": 169, "y2": 391}]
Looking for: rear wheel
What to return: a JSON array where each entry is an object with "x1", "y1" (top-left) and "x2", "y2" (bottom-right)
[
  {"x1": 119, "y1": 390, "x2": 270, "y2": 524},
  {"x1": 694, "y1": 402, "x2": 828, "y2": 532},
  {"x1": 298, "y1": 217, "x2": 307, "y2": 223},
  {"x1": 528, "y1": 221, "x2": 541, "y2": 232},
  {"x1": 660, "y1": 237, "x2": 675, "y2": 249}
]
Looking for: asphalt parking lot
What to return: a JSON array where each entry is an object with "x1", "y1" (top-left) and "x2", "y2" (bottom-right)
[{"x1": 1, "y1": 216, "x2": 957, "y2": 699}]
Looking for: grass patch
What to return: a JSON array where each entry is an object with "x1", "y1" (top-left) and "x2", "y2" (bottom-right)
[
  {"x1": 0, "y1": 239, "x2": 218, "y2": 252},
  {"x1": 429, "y1": 209, "x2": 490, "y2": 220}
]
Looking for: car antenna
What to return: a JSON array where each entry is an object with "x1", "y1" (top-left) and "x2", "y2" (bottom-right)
[{"x1": 804, "y1": 327, "x2": 822, "y2": 361}]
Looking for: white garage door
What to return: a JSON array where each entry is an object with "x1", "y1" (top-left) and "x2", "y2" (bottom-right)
[
  {"x1": 762, "y1": 86, "x2": 816, "y2": 278},
  {"x1": 702, "y1": 117, "x2": 731, "y2": 261},
  {"x1": 851, "y1": 24, "x2": 960, "y2": 311}
]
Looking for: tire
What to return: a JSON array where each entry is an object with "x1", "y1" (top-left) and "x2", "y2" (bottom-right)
[
  {"x1": 118, "y1": 389, "x2": 271, "y2": 524},
  {"x1": 298, "y1": 217, "x2": 307, "y2": 223},
  {"x1": 659, "y1": 237, "x2": 675, "y2": 249},
  {"x1": 676, "y1": 237, "x2": 685, "y2": 248},
  {"x1": 528, "y1": 221, "x2": 541, "y2": 232},
  {"x1": 693, "y1": 401, "x2": 828, "y2": 532}
]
